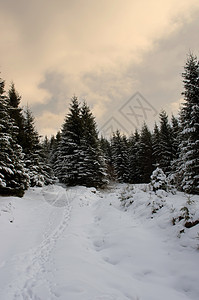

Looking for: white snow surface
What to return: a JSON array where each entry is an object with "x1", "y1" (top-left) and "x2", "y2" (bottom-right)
[{"x1": 0, "y1": 183, "x2": 199, "y2": 300}]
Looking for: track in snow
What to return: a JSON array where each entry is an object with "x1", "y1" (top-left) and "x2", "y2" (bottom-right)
[{"x1": 2, "y1": 186, "x2": 73, "y2": 300}]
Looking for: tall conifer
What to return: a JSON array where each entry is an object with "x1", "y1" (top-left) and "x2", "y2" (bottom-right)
[
  {"x1": 0, "y1": 77, "x2": 28, "y2": 196},
  {"x1": 176, "y1": 53, "x2": 199, "y2": 194}
]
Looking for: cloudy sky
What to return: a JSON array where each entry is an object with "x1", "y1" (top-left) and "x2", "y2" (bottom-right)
[{"x1": 1, "y1": 0, "x2": 199, "y2": 137}]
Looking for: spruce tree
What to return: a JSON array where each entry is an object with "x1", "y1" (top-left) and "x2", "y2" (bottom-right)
[
  {"x1": 100, "y1": 136, "x2": 114, "y2": 180},
  {"x1": 150, "y1": 167, "x2": 168, "y2": 192},
  {"x1": 56, "y1": 97, "x2": 107, "y2": 187},
  {"x1": 40, "y1": 136, "x2": 55, "y2": 184},
  {"x1": 7, "y1": 82, "x2": 26, "y2": 148},
  {"x1": 0, "y1": 77, "x2": 29, "y2": 196},
  {"x1": 171, "y1": 115, "x2": 180, "y2": 159},
  {"x1": 56, "y1": 96, "x2": 82, "y2": 185},
  {"x1": 111, "y1": 130, "x2": 130, "y2": 182},
  {"x1": 78, "y1": 102, "x2": 107, "y2": 187},
  {"x1": 158, "y1": 110, "x2": 173, "y2": 174},
  {"x1": 23, "y1": 107, "x2": 50, "y2": 186},
  {"x1": 50, "y1": 131, "x2": 61, "y2": 175},
  {"x1": 152, "y1": 123, "x2": 161, "y2": 167},
  {"x1": 129, "y1": 130, "x2": 140, "y2": 183},
  {"x1": 176, "y1": 53, "x2": 199, "y2": 194},
  {"x1": 137, "y1": 123, "x2": 153, "y2": 183}
]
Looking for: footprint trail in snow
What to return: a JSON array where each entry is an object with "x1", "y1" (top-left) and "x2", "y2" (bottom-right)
[{"x1": 1, "y1": 185, "x2": 73, "y2": 300}]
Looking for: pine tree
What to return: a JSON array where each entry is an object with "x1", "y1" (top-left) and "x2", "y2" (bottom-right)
[
  {"x1": 129, "y1": 130, "x2": 140, "y2": 183},
  {"x1": 158, "y1": 111, "x2": 173, "y2": 174},
  {"x1": 56, "y1": 97, "x2": 107, "y2": 187},
  {"x1": 40, "y1": 136, "x2": 55, "y2": 184},
  {"x1": 169, "y1": 115, "x2": 181, "y2": 186},
  {"x1": 7, "y1": 82, "x2": 26, "y2": 148},
  {"x1": 176, "y1": 53, "x2": 199, "y2": 194},
  {"x1": 137, "y1": 123, "x2": 153, "y2": 183},
  {"x1": 78, "y1": 102, "x2": 107, "y2": 187},
  {"x1": 0, "y1": 77, "x2": 29, "y2": 196},
  {"x1": 50, "y1": 131, "x2": 61, "y2": 175},
  {"x1": 150, "y1": 167, "x2": 168, "y2": 192},
  {"x1": 56, "y1": 96, "x2": 82, "y2": 185},
  {"x1": 111, "y1": 130, "x2": 130, "y2": 182},
  {"x1": 171, "y1": 115, "x2": 180, "y2": 159},
  {"x1": 152, "y1": 123, "x2": 161, "y2": 167},
  {"x1": 100, "y1": 136, "x2": 115, "y2": 180},
  {"x1": 23, "y1": 107, "x2": 51, "y2": 186}
]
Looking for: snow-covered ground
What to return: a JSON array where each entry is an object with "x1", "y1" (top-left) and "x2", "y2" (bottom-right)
[{"x1": 0, "y1": 183, "x2": 198, "y2": 300}]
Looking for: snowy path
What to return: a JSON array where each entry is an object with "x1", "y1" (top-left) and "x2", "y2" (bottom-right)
[
  {"x1": 0, "y1": 185, "x2": 72, "y2": 300},
  {"x1": 0, "y1": 184, "x2": 198, "y2": 300}
]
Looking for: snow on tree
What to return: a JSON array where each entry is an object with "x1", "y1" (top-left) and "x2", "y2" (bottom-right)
[
  {"x1": 55, "y1": 96, "x2": 82, "y2": 185},
  {"x1": 150, "y1": 167, "x2": 168, "y2": 192},
  {"x1": 0, "y1": 76, "x2": 29, "y2": 196},
  {"x1": 175, "y1": 53, "x2": 199, "y2": 194},
  {"x1": 78, "y1": 102, "x2": 107, "y2": 187},
  {"x1": 23, "y1": 107, "x2": 52, "y2": 186},
  {"x1": 7, "y1": 82, "x2": 26, "y2": 148},
  {"x1": 56, "y1": 97, "x2": 107, "y2": 187}
]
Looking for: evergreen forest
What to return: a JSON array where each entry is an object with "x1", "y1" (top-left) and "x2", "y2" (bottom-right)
[{"x1": 0, "y1": 53, "x2": 198, "y2": 196}]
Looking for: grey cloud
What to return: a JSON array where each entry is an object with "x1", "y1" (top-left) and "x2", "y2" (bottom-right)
[
  {"x1": 32, "y1": 71, "x2": 71, "y2": 116},
  {"x1": 5, "y1": 1, "x2": 198, "y2": 136},
  {"x1": 82, "y1": 10, "x2": 199, "y2": 132},
  {"x1": 32, "y1": 10, "x2": 199, "y2": 135},
  {"x1": 130, "y1": 11, "x2": 199, "y2": 113}
]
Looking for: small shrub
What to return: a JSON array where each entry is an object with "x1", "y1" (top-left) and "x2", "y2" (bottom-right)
[
  {"x1": 119, "y1": 185, "x2": 134, "y2": 207},
  {"x1": 150, "y1": 167, "x2": 168, "y2": 193}
]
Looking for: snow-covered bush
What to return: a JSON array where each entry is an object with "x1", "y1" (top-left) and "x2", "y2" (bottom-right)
[
  {"x1": 119, "y1": 185, "x2": 135, "y2": 208},
  {"x1": 172, "y1": 195, "x2": 199, "y2": 228},
  {"x1": 150, "y1": 167, "x2": 168, "y2": 193},
  {"x1": 148, "y1": 196, "x2": 166, "y2": 214}
]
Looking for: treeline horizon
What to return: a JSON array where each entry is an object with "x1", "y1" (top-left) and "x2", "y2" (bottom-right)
[{"x1": 0, "y1": 52, "x2": 198, "y2": 196}]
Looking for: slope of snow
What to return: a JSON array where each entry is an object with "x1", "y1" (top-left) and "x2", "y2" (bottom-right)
[{"x1": 0, "y1": 183, "x2": 198, "y2": 300}]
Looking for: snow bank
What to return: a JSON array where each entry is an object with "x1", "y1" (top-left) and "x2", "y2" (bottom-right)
[{"x1": 0, "y1": 184, "x2": 198, "y2": 299}]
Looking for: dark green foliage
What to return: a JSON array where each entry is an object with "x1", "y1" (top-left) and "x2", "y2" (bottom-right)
[
  {"x1": 158, "y1": 111, "x2": 173, "y2": 174},
  {"x1": 169, "y1": 115, "x2": 181, "y2": 184},
  {"x1": 137, "y1": 123, "x2": 153, "y2": 183},
  {"x1": 171, "y1": 115, "x2": 180, "y2": 158},
  {"x1": 128, "y1": 130, "x2": 140, "y2": 183},
  {"x1": 152, "y1": 123, "x2": 161, "y2": 168},
  {"x1": 40, "y1": 136, "x2": 55, "y2": 184},
  {"x1": 8, "y1": 82, "x2": 21, "y2": 107},
  {"x1": 49, "y1": 131, "x2": 61, "y2": 174},
  {"x1": 111, "y1": 130, "x2": 130, "y2": 182}
]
